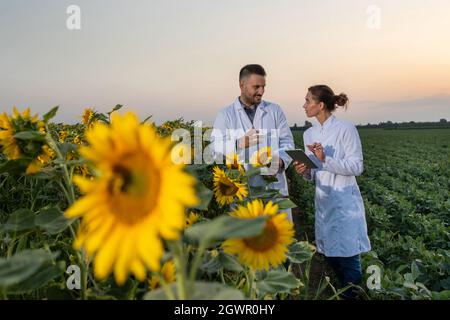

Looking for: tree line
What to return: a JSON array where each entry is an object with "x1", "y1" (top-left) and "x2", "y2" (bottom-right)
[{"x1": 291, "y1": 119, "x2": 449, "y2": 131}]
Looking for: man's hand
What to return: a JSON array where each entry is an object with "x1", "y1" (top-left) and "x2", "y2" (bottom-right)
[
  {"x1": 237, "y1": 129, "x2": 259, "y2": 149},
  {"x1": 307, "y1": 142, "x2": 325, "y2": 162},
  {"x1": 264, "y1": 155, "x2": 284, "y2": 175}
]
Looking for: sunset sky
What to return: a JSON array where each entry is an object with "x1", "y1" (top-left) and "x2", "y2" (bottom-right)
[{"x1": 1, "y1": 0, "x2": 449, "y2": 125}]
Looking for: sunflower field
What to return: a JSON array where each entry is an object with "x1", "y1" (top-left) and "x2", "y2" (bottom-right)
[
  {"x1": 0, "y1": 105, "x2": 325, "y2": 300},
  {"x1": 1, "y1": 106, "x2": 448, "y2": 300}
]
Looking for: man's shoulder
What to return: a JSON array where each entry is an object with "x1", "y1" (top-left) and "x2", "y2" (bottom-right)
[
  {"x1": 262, "y1": 100, "x2": 280, "y2": 109},
  {"x1": 217, "y1": 99, "x2": 238, "y2": 115},
  {"x1": 261, "y1": 100, "x2": 285, "y2": 114}
]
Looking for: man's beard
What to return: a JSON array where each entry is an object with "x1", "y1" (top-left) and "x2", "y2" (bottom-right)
[{"x1": 242, "y1": 93, "x2": 262, "y2": 106}]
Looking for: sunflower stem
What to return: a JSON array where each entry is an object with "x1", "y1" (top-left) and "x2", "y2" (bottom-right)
[
  {"x1": 44, "y1": 126, "x2": 75, "y2": 204},
  {"x1": 159, "y1": 276, "x2": 176, "y2": 300},
  {"x1": 80, "y1": 250, "x2": 88, "y2": 300},
  {"x1": 188, "y1": 239, "x2": 207, "y2": 284},
  {"x1": 171, "y1": 240, "x2": 188, "y2": 299},
  {"x1": 127, "y1": 280, "x2": 139, "y2": 300},
  {"x1": 219, "y1": 268, "x2": 226, "y2": 284},
  {"x1": 45, "y1": 125, "x2": 88, "y2": 300},
  {"x1": 245, "y1": 267, "x2": 256, "y2": 299},
  {"x1": 56, "y1": 180, "x2": 72, "y2": 206}
]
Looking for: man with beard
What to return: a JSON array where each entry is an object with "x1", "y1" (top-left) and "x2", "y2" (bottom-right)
[{"x1": 212, "y1": 64, "x2": 295, "y2": 221}]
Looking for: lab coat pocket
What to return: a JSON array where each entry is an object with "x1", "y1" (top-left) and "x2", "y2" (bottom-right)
[{"x1": 336, "y1": 186, "x2": 357, "y2": 215}]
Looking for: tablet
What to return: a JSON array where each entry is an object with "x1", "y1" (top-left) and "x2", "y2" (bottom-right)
[{"x1": 285, "y1": 149, "x2": 318, "y2": 169}]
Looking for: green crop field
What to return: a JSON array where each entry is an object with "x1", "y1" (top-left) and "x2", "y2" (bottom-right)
[
  {"x1": 288, "y1": 128, "x2": 450, "y2": 299},
  {"x1": 0, "y1": 105, "x2": 449, "y2": 300}
]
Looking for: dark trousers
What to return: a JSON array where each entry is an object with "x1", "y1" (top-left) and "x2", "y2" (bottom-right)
[{"x1": 325, "y1": 254, "x2": 362, "y2": 298}]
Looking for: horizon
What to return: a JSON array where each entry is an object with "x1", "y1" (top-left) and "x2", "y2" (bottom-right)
[{"x1": 1, "y1": 0, "x2": 449, "y2": 126}]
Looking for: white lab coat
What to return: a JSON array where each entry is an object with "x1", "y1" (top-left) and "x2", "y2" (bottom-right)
[
  {"x1": 212, "y1": 97, "x2": 295, "y2": 221},
  {"x1": 303, "y1": 115, "x2": 371, "y2": 257}
]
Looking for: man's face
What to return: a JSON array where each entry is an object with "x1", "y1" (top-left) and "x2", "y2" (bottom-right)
[{"x1": 240, "y1": 74, "x2": 266, "y2": 105}]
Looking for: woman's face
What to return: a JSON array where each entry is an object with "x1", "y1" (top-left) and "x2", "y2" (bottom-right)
[{"x1": 303, "y1": 91, "x2": 323, "y2": 118}]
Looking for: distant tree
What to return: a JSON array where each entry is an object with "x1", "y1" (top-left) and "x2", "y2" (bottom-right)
[
  {"x1": 304, "y1": 121, "x2": 313, "y2": 128},
  {"x1": 440, "y1": 118, "x2": 447, "y2": 123},
  {"x1": 293, "y1": 123, "x2": 298, "y2": 128}
]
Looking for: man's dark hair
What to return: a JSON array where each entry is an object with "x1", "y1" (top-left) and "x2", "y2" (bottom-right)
[{"x1": 239, "y1": 64, "x2": 266, "y2": 81}]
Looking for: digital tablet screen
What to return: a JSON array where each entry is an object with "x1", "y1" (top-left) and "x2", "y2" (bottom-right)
[{"x1": 285, "y1": 149, "x2": 318, "y2": 169}]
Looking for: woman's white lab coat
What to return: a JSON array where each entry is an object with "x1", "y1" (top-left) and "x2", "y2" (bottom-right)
[{"x1": 303, "y1": 115, "x2": 371, "y2": 257}]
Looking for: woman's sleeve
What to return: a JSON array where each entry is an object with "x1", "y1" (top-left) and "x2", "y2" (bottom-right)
[
  {"x1": 303, "y1": 131, "x2": 316, "y2": 182},
  {"x1": 320, "y1": 125, "x2": 364, "y2": 176}
]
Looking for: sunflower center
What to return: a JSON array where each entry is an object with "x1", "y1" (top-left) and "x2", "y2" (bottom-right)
[
  {"x1": 218, "y1": 177, "x2": 239, "y2": 196},
  {"x1": 108, "y1": 157, "x2": 160, "y2": 225},
  {"x1": 243, "y1": 219, "x2": 279, "y2": 252},
  {"x1": 229, "y1": 159, "x2": 241, "y2": 170}
]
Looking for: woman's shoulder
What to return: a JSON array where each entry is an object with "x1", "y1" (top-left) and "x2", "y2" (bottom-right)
[
  {"x1": 303, "y1": 127, "x2": 315, "y2": 142},
  {"x1": 335, "y1": 117, "x2": 357, "y2": 131}
]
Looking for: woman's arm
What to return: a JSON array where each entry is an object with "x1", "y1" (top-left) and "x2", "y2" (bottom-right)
[{"x1": 321, "y1": 125, "x2": 364, "y2": 176}]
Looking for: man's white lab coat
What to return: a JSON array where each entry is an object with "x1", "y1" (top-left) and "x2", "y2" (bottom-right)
[{"x1": 212, "y1": 97, "x2": 295, "y2": 221}]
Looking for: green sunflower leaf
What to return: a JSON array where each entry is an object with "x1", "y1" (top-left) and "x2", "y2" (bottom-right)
[
  {"x1": 42, "y1": 106, "x2": 59, "y2": 123},
  {"x1": 0, "y1": 249, "x2": 59, "y2": 289},
  {"x1": 256, "y1": 270, "x2": 301, "y2": 296},
  {"x1": 143, "y1": 281, "x2": 245, "y2": 300}
]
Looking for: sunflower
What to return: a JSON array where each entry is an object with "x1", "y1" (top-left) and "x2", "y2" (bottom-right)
[
  {"x1": 148, "y1": 260, "x2": 176, "y2": 290},
  {"x1": 0, "y1": 111, "x2": 22, "y2": 160},
  {"x1": 221, "y1": 199, "x2": 294, "y2": 271},
  {"x1": 161, "y1": 122, "x2": 173, "y2": 131},
  {"x1": 76, "y1": 164, "x2": 90, "y2": 178},
  {"x1": 185, "y1": 211, "x2": 200, "y2": 228},
  {"x1": 73, "y1": 135, "x2": 82, "y2": 145},
  {"x1": 250, "y1": 146, "x2": 272, "y2": 167},
  {"x1": 0, "y1": 107, "x2": 52, "y2": 174},
  {"x1": 212, "y1": 166, "x2": 248, "y2": 206},
  {"x1": 59, "y1": 130, "x2": 68, "y2": 143},
  {"x1": 65, "y1": 112, "x2": 198, "y2": 285},
  {"x1": 225, "y1": 152, "x2": 244, "y2": 171},
  {"x1": 26, "y1": 144, "x2": 55, "y2": 174},
  {"x1": 82, "y1": 108, "x2": 94, "y2": 125}
]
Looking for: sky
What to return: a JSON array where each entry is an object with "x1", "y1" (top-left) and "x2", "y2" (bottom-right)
[{"x1": 0, "y1": 0, "x2": 449, "y2": 126}]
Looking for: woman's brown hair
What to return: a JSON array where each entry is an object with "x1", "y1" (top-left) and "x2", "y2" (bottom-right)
[{"x1": 308, "y1": 85, "x2": 349, "y2": 112}]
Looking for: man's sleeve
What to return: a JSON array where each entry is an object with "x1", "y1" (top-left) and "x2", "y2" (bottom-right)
[
  {"x1": 276, "y1": 106, "x2": 295, "y2": 170},
  {"x1": 211, "y1": 110, "x2": 239, "y2": 162}
]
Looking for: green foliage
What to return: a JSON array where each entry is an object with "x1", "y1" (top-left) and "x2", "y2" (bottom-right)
[{"x1": 293, "y1": 128, "x2": 450, "y2": 299}]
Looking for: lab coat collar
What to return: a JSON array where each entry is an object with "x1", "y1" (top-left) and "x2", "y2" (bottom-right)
[
  {"x1": 233, "y1": 97, "x2": 267, "y2": 129},
  {"x1": 315, "y1": 114, "x2": 336, "y2": 131},
  {"x1": 233, "y1": 97, "x2": 267, "y2": 113}
]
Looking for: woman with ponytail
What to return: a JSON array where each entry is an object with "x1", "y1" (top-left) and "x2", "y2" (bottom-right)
[{"x1": 293, "y1": 85, "x2": 371, "y2": 298}]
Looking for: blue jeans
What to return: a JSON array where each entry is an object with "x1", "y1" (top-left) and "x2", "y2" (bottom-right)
[{"x1": 325, "y1": 255, "x2": 362, "y2": 298}]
